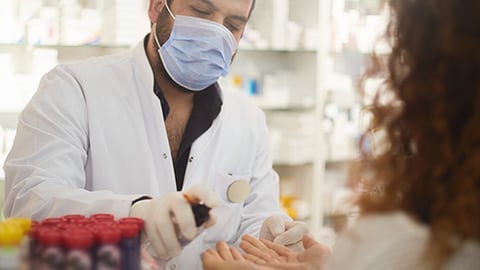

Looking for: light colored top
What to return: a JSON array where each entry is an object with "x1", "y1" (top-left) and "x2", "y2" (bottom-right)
[
  {"x1": 325, "y1": 212, "x2": 480, "y2": 270},
  {"x1": 3, "y1": 39, "x2": 288, "y2": 270}
]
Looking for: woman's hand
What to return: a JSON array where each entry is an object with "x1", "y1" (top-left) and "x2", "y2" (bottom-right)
[
  {"x1": 240, "y1": 234, "x2": 330, "y2": 270},
  {"x1": 202, "y1": 241, "x2": 255, "y2": 270}
]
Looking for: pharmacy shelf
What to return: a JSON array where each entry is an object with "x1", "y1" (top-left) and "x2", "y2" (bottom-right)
[
  {"x1": 0, "y1": 43, "x2": 317, "y2": 53},
  {"x1": 240, "y1": 47, "x2": 317, "y2": 53}
]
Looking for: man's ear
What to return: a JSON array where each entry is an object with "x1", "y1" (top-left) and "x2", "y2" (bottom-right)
[{"x1": 148, "y1": 0, "x2": 165, "y2": 23}]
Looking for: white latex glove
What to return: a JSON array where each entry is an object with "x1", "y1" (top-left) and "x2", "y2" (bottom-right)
[
  {"x1": 129, "y1": 185, "x2": 218, "y2": 260},
  {"x1": 259, "y1": 215, "x2": 309, "y2": 252}
]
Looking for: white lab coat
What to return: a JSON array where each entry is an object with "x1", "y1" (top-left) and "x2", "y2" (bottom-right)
[{"x1": 3, "y1": 40, "x2": 288, "y2": 269}]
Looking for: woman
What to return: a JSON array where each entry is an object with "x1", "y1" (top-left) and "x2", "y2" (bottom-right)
[{"x1": 202, "y1": 0, "x2": 480, "y2": 268}]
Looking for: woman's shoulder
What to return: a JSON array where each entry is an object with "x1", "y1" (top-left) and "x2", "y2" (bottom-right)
[
  {"x1": 325, "y1": 212, "x2": 429, "y2": 270},
  {"x1": 445, "y1": 240, "x2": 480, "y2": 270},
  {"x1": 352, "y1": 211, "x2": 428, "y2": 238}
]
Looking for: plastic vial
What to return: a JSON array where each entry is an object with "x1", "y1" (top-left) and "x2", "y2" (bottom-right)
[
  {"x1": 63, "y1": 229, "x2": 94, "y2": 270},
  {"x1": 177, "y1": 203, "x2": 212, "y2": 247},
  {"x1": 4, "y1": 218, "x2": 32, "y2": 265},
  {"x1": 118, "y1": 223, "x2": 141, "y2": 270},
  {"x1": 29, "y1": 222, "x2": 41, "y2": 268},
  {"x1": 0, "y1": 223, "x2": 23, "y2": 270},
  {"x1": 37, "y1": 229, "x2": 64, "y2": 270},
  {"x1": 93, "y1": 228, "x2": 122, "y2": 270},
  {"x1": 118, "y1": 217, "x2": 144, "y2": 245}
]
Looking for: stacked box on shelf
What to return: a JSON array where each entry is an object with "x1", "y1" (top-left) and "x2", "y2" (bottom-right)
[{"x1": 101, "y1": 0, "x2": 149, "y2": 46}]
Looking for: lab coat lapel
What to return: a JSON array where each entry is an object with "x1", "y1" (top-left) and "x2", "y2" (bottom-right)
[
  {"x1": 183, "y1": 110, "x2": 223, "y2": 188},
  {"x1": 132, "y1": 40, "x2": 177, "y2": 194}
]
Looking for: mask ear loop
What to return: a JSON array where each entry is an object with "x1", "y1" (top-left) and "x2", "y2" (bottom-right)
[
  {"x1": 164, "y1": 0, "x2": 176, "y2": 19},
  {"x1": 152, "y1": 23, "x2": 162, "y2": 49}
]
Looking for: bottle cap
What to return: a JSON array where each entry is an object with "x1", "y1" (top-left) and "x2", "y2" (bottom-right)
[
  {"x1": 119, "y1": 217, "x2": 145, "y2": 230},
  {"x1": 0, "y1": 223, "x2": 24, "y2": 245},
  {"x1": 4, "y1": 218, "x2": 32, "y2": 234},
  {"x1": 63, "y1": 229, "x2": 94, "y2": 249},
  {"x1": 62, "y1": 214, "x2": 86, "y2": 223},
  {"x1": 118, "y1": 223, "x2": 139, "y2": 238},
  {"x1": 71, "y1": 218, "x2": 93, "y2": 227},
  {"x1": 39, "y1": 229, "x2": 63, "y2": 246},
  {"x1": 94, "y1": 220, "x2": 119, "y2": 228},
  {"x1": 59, "y1": 223, "x2": 83, "y2": 231},
  {"x1": 93, "y1": 228, "x2": 121, "y2": 244},
  {"x1": 42, "y1": 218, "x2": 63, "y2": 227},
  {"x1": 90, "y1": 213, "x2": 114, "y2": 222}
]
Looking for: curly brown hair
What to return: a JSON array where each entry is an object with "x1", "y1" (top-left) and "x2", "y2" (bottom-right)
[{"x1": 357, "y1": 0, "x2": 480, "y2": 266}]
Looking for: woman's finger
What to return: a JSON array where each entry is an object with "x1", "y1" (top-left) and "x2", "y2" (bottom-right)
[
  {"x1": 203, "y1": 248, "x2": 222, "y2": 261},
  {"x1": 264, "y1": 262, "x2": 312, "y2": 270},
  {"x1": 260, "y1": 239, "x2": 291, "y2": 255},
  {"x1": 231, "y1": 247, "x2": 246, "y2": 261},
  {"x1": 216, "y1": 241, "x2": 234, "y2": 261},
  {"x1": 243, "y1": 253, "x2": 267, "y2": 264},
  {"x1": 241, "y1": 235, "x2": 282, "y2": 262}
]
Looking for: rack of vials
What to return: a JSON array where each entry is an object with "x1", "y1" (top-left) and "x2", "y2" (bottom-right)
[{"x1": 0, "y1": 214, "x2": 144, "y2": 270}]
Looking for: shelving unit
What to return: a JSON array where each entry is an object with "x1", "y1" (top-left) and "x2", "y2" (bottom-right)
[{"x1": 216, "y1": 0, "x2": 327, "y2": 237}]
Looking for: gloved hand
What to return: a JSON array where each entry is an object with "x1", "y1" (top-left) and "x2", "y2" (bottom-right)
[
  {"x1": 129, "y1": 185, "x2": 219, "y2": 260},
  {"x1": 259, "y1": 215, "x2": 309, "y2": 252}
]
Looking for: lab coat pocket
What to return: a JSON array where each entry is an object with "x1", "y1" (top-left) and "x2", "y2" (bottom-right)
[{"x1": 203, "y1": 171, "x2": 250, "y2": 243}]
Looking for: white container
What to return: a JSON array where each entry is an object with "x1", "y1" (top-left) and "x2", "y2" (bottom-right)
[{"x1": 271, "y1": 0, "x2": 289, "y2": 50}]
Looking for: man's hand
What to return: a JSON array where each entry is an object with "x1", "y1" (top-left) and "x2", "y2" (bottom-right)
[
  {"x1": 259, "y1": 215, "x2": 309, "y2": 251},
  {"x1": 129, "y1": 185, "x2": 218, "y2": 260}
]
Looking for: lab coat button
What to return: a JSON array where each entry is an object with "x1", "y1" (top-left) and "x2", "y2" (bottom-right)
[
  {"x1": 163, "y1": 153, "x2": 168, "y2": 159},
  {"x1": 189, "y1": 156, "x2": 194, "y2": 162},
  {"x1": 169, "y1": 264, "x2": 176, "y2": 270}
]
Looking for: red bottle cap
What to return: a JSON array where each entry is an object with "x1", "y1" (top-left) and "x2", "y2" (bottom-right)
[
  {"x1": 119, "y1": 217, "x2": 145, "y2": 230},
  {"x1": 62, "y1": 214, "x2": 86, "y2": 223},
  {"x1": 63, "y1": 229, "x2": 94, "y2": 249},
  {"x1": 93, "y1": 228, "x2": 122, "y2": 244},
  {"x1": 42, "y1": 218, "x2": 63, "y2": 227},
  {"x1": 94, "y1": 220, "x2": 119, "y2": 228},
  {"x1": 90, "y1": 213, "x2": 114, "y2": 222},
  {"x1": 60, "y1": 223, "x2": 84, "y2": 231},
  {"x1": 39, "y1": 230, "x2": 63, "y2": 246},
  {"x1": 118, "y1": 223, "x2": 139, "y2": 238},
  {"x1": 29, "y1": 222, "x2": 41, "y2": 239},
  {"x1": 71, "y1": 218, "x2": 93, "y2": 227}
]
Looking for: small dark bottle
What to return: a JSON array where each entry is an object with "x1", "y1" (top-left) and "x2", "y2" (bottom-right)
[
  {"x1": 177, "y1": 203, "x2": 212, "y2": 247},
  {"x1": 63, "y1": 229, "x2": 94, "y2": 270},
  {"x1": 28, "y1": 222, "x2": 41, "y2": 269},
  {"x1": 93, "y1": 228, "x2": 122, "y2": 270},
  {"x1": 118, "y1": 223, "x2": 141, "y2": 270},
  {"x1": 36, "y1": 229, "x2": 64, "y2": 270},
  {"x1": 118, "y1": 217, "x2": 144, "y2": 246}
]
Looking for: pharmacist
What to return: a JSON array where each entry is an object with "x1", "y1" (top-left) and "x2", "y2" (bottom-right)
[{"x1": 3, "y1": 0, "x2": 308, "y2": 269}]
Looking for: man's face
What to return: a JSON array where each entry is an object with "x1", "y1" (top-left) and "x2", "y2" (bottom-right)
[{"x1": 149, "y1": 0, "x2": 253, "y2": 42}]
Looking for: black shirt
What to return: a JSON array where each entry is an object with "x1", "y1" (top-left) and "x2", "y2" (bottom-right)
[{"x1": 153, "y1": 83, "x2": 222, "y2": 191}]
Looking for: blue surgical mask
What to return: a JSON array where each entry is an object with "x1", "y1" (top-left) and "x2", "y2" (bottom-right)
[{"x1": 153, "y1": 1, "x2": 238, "y2": 91}]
